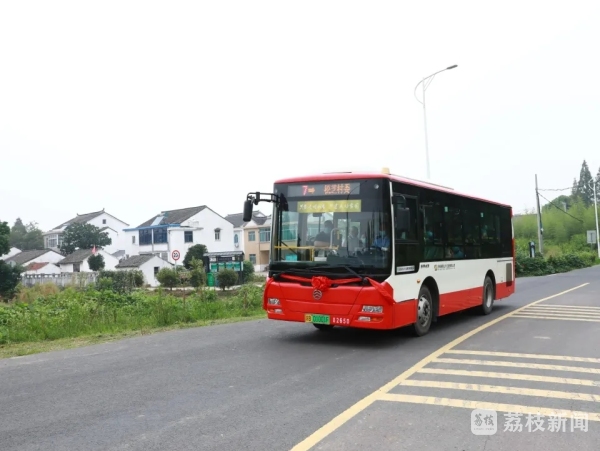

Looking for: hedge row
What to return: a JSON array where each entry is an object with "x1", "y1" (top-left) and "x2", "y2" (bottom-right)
[{"x1": 515, "y1": 252, "x2": 596, "y2": 277}]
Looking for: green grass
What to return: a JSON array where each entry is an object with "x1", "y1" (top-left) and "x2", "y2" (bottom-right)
[
  {"x1": 0, "y1": 313, "x2": 265, "y2": 359},
  {"x1": 0, "y1": 283, "x2": 266, "y2": 359}
]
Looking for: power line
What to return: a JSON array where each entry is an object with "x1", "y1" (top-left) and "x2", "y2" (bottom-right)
[
  {"x1": 538, "y1": 187, "x2": 572, "y2": 192},
  {"x1": 537, "y1": 192, "x2": 583, "y2": 223}
]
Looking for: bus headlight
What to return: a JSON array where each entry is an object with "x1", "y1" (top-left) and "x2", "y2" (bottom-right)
[
  {"x1": 361, "y1": 305, "x2": 383, "y2": 313},
  {"x1": 267, "y1": 298, "x2": 280, "y2": 305}
]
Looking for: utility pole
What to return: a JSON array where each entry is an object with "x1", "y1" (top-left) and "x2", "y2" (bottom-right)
[
  {"x1": 535, "y1": 174, "x2": 544, "y2": 255},
  {"x1": 591, "y1": 179, "x2": 600, "y2": 259}
]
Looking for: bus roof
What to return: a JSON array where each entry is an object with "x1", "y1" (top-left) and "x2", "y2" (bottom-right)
[{"x1": 273, "y1": 171, "x2": 512, "y2": 209}]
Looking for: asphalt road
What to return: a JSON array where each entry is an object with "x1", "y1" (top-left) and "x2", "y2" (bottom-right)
[{"x1": 1, "y1": 266, "x2": 599, "y2": 451}]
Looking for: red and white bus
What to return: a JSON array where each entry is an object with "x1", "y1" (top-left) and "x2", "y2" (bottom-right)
[{"x1": 242, "y1": 168, "x2": 515, "y2": 336}]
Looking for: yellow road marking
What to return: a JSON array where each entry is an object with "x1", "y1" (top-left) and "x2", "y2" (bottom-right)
[
  {"x1": 434, "y1": 358, "x2": 600, "y2": 374},
  {"x1": 445, "y1": 350, "x2": 600, "y2": 363},
  {"x1": 399, "y1": 379, "x2": 600, "y2": 402},
  {"x1": 377, "y1": 393, "x2": 600, "y2": 422},
  {"x1": 418, "y1": 368, "x2": 600, "y2": 387},
  {"x1": 529, "y1": 304, "x2": 600, "y2": 311},
  {"x1": 290, "y1": 282, "x2": 589, "y2": 450},
  {"x1": 521, "y1": 309, "x2": 600, "y2": 317},
  {"x1": 512, "y1": 314, "x2": 600, "y2": 322},
  {"x1": 520, "y1": 309, "x2": 600, "y2": 316}
]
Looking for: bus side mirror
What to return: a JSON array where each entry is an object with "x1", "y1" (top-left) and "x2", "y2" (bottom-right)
[
  {"x1": 395, "y1": 208, "x2": 410, "y2": 232},
  {"x1": 243, "y1": 200, "x2": 253, "y2": 222}
]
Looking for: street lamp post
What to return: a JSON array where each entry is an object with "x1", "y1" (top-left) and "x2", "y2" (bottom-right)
[
  {"x1": 414, "y1": 65, "x2": 458, "y2": 180},
  {"x1": 590, "y1": 179, "x2": 600, "y2": 258}
]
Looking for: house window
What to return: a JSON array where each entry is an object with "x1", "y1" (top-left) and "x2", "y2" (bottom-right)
[
  {"x1": 154, "y1": 267, "x2": 159, "y2": 275},
  {"x1": 214, "y1": 228, "x2": 221, "y2": 241},
  {"x1": 249, "y1": 254, "x2": 256, "y2": 264},
  {"x1": 234, "y1": 234, "x2": 239, "y2": 245},
  {"x1": 132, "y1": 235, "x2": 136, "y2": 244},
  {"x1": 103, "y1": 219, "x2": 107, "y2": 224},
  {"x1": 248, "y1": 231, "x2": 256, "y2": 242},
  {"x1": 73, "y1": 263, "x2": 81, "y2": 272},
  {"x1": 153, "y1": 227, "x2": 168, "y2": 244},
  {"x1": 139, "y1": 229, "x2": 152, "y2": 245},
  {"x1": 184, "y1": 231, "x2": 193, "y2": 243},
  {"x1": 259, "y1": 228, "x2": 271, "y2": 242},
  {"x1": 46, "y1": 235, "x2": 58, "y2": 248}
]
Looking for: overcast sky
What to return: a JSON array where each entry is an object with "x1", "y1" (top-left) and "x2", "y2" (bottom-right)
[{"x1": 1, "y1": 1, "x2": 600, "y2": 231}]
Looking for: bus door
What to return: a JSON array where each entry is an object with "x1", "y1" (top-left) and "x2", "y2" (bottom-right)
[{"x1": 392, "y1": 193, "x2": 420, "y2": 275}]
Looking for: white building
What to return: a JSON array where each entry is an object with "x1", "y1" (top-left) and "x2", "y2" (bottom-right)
[
  {"x1": 57, "y1": 249, "x2": 119, "y2": 273},
  {"x1": 22, "y1": 262, "x2": 62, "y2": 275},
  {"x1": 224, "y1": 213, "x2": 246, "y2": 252},
  {"x1": 3, "y1": 249, "x2": 65, "y2": 268},
  {"x1": 115, "y1": 254, "x2": 174, "y2": 287},
  {"x1": 0, "y1": 247, "x2": 21, "y2": 260},
  {"x1": 225, "y1": 210, "x2": 271, "y2": 270},
  {"x1": 123, "y1": 205, "x2": 235, "y2": 265},
  {"x1": 43, "y1": 209, "x2": 129, "y2": 255}
]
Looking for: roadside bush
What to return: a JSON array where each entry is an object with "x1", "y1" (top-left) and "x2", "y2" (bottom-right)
[
  {"x1": 189, "y1": 258, "x2": 207, "y2": 288},
  {"x1": 242, "y1": 260, "x2": 255, "y2": 283},
  {"x1": 516, "y1": 252, "x2": 594, "y2": 277},
  {"x1": 156, "y1": 267, "x2": 179, "y2": 290},
  {"x1": 99, "y1": 270, "x2": 144, "y2": 293},
  {"x1": 216, "y1": 269, "x2": 238, "y2": 291}
]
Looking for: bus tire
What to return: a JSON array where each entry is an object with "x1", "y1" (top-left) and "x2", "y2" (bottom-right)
[
  {"x1": 413, "y1": 285, "x2": 433, "y2": 336},
  {"x1": 481, "y1": 276, "x2": 494, "y2": 315},
  {"x1": 313, "y1": 324, "x2": 334, "y2": 331}
]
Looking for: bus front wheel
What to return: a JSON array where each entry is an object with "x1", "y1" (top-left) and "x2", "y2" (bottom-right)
[
  {"x1": 481, "y1": 276, "x2": 495, "y2": 315},
  {"x1": 413, "y1": 285, "x2": 433, "y2": 336}
]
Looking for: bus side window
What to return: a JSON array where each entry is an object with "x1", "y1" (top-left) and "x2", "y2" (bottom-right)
[
  {"x1": 422, "y1": 203, "x2": 444, "y2": 261},
  {"x1": 463, "y1": 209, "x2": 481, "y2": 259},
  {"x1": 444, "y1": 206, "x2": 465, "y2": 259},
  {"x1": 481, "y1": 208, "x2": 501, "y2": 258}
]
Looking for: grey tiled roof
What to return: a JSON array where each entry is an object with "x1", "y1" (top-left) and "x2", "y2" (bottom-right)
[
  {"x1": 137, "y1": 206, "x2": 207, "y2": 228},
  {"x1": 5, "y1": 249, "x2": 59, "y2": 266},
  {"x1": 115, "y1": 254, "x2": 155, "y2": 268},
  {"x1": 52, "y1": 211, "x2": 104, "y2": 230},
  {"x1": 225, "y1": 213, "x2": 246, "y2": 228},
  {"x1": 58, "y1": 249, "x2": 94, "y2": 265},
  {"x1": 225, "y1": 211, "x2": 269, "y2": 228}
]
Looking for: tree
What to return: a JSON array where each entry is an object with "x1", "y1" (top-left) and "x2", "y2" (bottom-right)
[
  {"x1": 0, "y1": 221, "x2": 21, "y2": 299},
  {"x1": 216, "y1": 269, "x2": 238, "y2": 291},
  {"x1": 242, "y1": 259, "x2": 254, "y2": 282},
  {"x1": 60, "y1": 223, "x2": 112, "y2": 255},
  {"x1": 156, "y1": 267, "x2": 179, "y2": 290},
  {"x1": 0, "y1": 261, "x2": 22, "y2": 300},
  {"x1": 0, "y1": 221, "x2": 9, "y2": 256},
  {"x1": 9, "y1": 219, "x2": 44, "y2": 250},
  {"x1": 9, "y1": 218, "x2": 27, "y2": 249},
  {"x1": 183, "y1": 244, "x2": 208, "y2": 270},
  {"x1": 576, "y1": 160, "x2": 594, "y2": 207},
  {"x1": 189, "y1": 258, "x2": 207, "y2": 288},
  {"x1": 88, "y1": 253, "x2": 105, "y2": 271}
]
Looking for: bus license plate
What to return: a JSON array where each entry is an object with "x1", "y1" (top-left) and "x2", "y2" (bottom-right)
[{"x1": 305, "y1": 314, "x2": 330, "y2": 325}]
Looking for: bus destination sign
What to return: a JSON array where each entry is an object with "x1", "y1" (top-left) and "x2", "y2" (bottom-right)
[{"x1": 287, "y1": 182, "x2": 360, "y2": 197}]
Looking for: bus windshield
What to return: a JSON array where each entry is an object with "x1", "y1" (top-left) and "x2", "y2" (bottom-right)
[{"x1": 270, "y1": 178, "x2": 392, "y2": 274}]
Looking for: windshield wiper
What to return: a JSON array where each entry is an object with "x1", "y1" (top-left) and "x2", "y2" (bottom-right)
[{"x1": 307, "y1": 264, "x2": 366, "y2": 283}]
